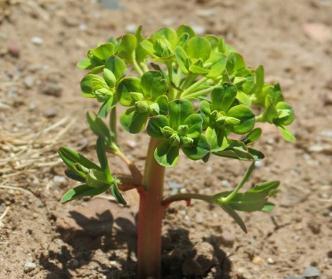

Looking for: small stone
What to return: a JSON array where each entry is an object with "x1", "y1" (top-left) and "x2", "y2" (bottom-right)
[
  {"x1": 192, "y1": 24, "x2": 206, "y2": 35},
  {"x1": 221, "y1": 231, "x2": 235, "y2": 247},
  {"x1": 126, "y1": 140, "x2": 137, "y2": 148},
  {"x1": 221, "y1": 179, "x2": 231, "y2": 188},
  {"x1": 24, "y1": 76, "x2": 34, "y2": 89},
  {"x1": 307, "y1": 221, "x2": 321, "y2": 234},
  {"x1": 99, "y1": 0, "x2": 121, "y2": 10},
  {"x1": 24, "y1": 261, "x2": 37, "y2": 273},
  {"x1": 43, "y1": 108, "x2": 57, "y2": 118},
  {"x1": 252, "y1": 256, "x2": 264, "y2": 265},
  {"x1": 303, "y1": 266, "x2": 320, "y2": 278},
  {"x1": 7, "y1": 44, "x2": 20, "y2": 58},
  {"x1": 168, "y1": 181, "x2": 183, "y2": 194},
  {"x1": 31, "y1": 36, "x2": 43, "y2": 45},
  {"x1": 126, "y1": 24, "x2": 137, "y2": 33},
  {"x1": 267, "y1": 257, "x2": 275, "y2": 264},
  {"x1": 41, "y1": 81, "x2": 62, "y2": 97},
  {"x1": 52, "y1": 176, "x2": 67, "y2": 188},
  {"x1": 284, "y1": 276, "x2": 304, "y2": 279}
]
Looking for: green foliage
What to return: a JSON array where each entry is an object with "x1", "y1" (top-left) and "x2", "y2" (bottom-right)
[{"x1": 59, "y1": 26, "x2": 295, "y2": 231}]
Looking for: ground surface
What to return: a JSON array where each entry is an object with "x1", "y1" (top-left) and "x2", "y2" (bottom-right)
[{"x1": 0, "y1": 0, "x2": 332, "y2": 278}]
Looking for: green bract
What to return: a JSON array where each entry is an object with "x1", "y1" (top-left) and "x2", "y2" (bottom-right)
[{"x1": 60, "y1": 26, "x2": 295, "y2": 234}]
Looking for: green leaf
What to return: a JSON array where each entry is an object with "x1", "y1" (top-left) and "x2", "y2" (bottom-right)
[
  {"x1": 103, "y1": 68, "x2": 116, "y2": 87},
  {"x1": 152, "y1": 27, "x2": 178, "y2": 50},
  {"x1": 77, "y1": 57, "x2": 92, "y2": 69},
  {"x1": 236, "y1": 91, "x2": 252, "y2": 106},
  {"x1": 147, "y1": 115, "x2": 169, "y2": 138},
  {"x1": 88, "y1": 43, "x2": 115, "y2": 61},
  {"x1": 98, "y1": 96, "x2": 114, "y2": 118},
  {"x1": 207, "y1": 56, "x2": 227, "y2": 79},
  {"x1": 64, "y1": 169, "x2": 86, "y2": 182},
  {"x1": 169, "y1": 99, "x2": 193, "y2": 129},
  {"x1": 221, "y1": 204, "x2": 247, "y2": 233},
  {"x1": 117, "y1": 77, "x2": 141, "y2": 106},
  {"x1": 111, "y1": 183, "x2": 126, "y2": 205},
  {"x1": 186, "y1": 36, "x2": 211, "y2": 61},
  {"x1": 118, "y1": 34, "x2": 137, "y2": 61},
  {"x1": 96, "y1": 137, "x2": 109, "y2": 171},
  {"x1": 120, "y1": 108, "x2": 148, "y2": 133},
  {"x1": 61, "y1": 184, "x2": 109, "y2": 203},
  {"x1": 242, "y1": 128, "x2": 262, "y2": 144},
  {"x1": 278, "y1": 126, "x2": 296, "y2": 143},
  {"x1": 154, "y1": 141, "x2": 179, "y2": 167},
  {"x1": 59, "y1": 147, "x2": 100, "y2": 170},
  {"x1": 252, "y1": 65, "x2": 264, "y2": 94},
  {"x1": 105, "y1": 56, "x2": 127, "y2": 79},
  {"x1": 274, "y1": 101, "x2": 295, "y2": 126},
  {"x1": 211, "y1": 84, "x2": 237, "y2": 112},
  {"x1": 141, "y1": 71, "x2": 167, "y2": 100},
  {"x1": 227, "y1": 105, "x2": 255, "y2": 134},
  {"x1": 81, "y1": 74, "x2": 108, "y2": 95},
  {"x1": 175, "y1": 46, "x2": 190, "y2": 74},
  {"x1": 86, "y1": 112, "x2": 111, "y2": 139},
  {"x1": 182, "y1": 135, "x2": 210, "y2": 160},
  {"x1": 184, "y1": 114, "x2": 203, "y2": 138},
  {"x1": 176, "y1": 25, "x2": 195, "y2": 38},
  {"x1": 226, "y1": 52, "x2": 245, "y2": 73}
]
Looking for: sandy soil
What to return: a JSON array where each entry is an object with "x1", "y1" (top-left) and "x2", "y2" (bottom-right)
[{"x1": 0, "y1": 0, "x2": 332, "y2": 278}]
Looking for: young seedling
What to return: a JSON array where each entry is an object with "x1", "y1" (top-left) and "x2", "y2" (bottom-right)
[{"x1": 58, "y1": 26, "x2": 295, "y2": 278}]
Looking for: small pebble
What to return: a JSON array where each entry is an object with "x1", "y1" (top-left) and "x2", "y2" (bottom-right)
[
  {"x1": 41, "y1": 81, "x2": 62, "y2": 97},
  {"x1": 126, "y1": 24, "x2": 137, "y2": 33},
  {"x1": 52, "y1": 176, "x2": 67, "y2": 188},
  {"x1": 303, "y1": 266, "x2": 320, "y2": 277},
  {"x1": 43, "y1": 108, "x2": 58, "y2": 118},
  {"x1": 31, "y1": 36, "x2": 43, "y2": 45},
  {"x1": 24, "y1": 76, "x2": 34, "y2": 89},
  {"x1": 267, "y1": 257, "x2": 275, "y2": 264},
  {"x1": 24, "y1": 261, "x2": 37, "y2": 273},
  {"x1": 192, "y1": 24, "x2": 206, "y2": 35}
]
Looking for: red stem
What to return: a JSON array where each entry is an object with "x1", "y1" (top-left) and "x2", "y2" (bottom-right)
[{"x1": 137, "y1": 138, "x2": 165, "y2": 278}]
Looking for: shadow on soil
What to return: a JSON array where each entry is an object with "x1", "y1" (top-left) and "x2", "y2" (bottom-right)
[{"x1": 39, "y1": 209, "x2": 232, "y2": 279}]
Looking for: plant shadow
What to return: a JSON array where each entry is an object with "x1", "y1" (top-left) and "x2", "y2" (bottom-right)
[{"x1": 39, "y1": 204, "x2": 232, "y2": 278}]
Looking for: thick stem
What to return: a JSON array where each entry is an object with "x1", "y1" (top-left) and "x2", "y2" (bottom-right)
[{"x1": 137, "y1": 138, "x2": 165, "y2": 279}]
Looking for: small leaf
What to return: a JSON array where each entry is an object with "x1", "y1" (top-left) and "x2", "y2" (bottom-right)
[
  {"x1": 89, "y1": 43, "x2": 115, "y2": 61},
  {"x1": 81, "y1": 74, "x2": 108, "y2": 95},
  {"x1": 221, "y1": 204, "x2": 247, "y2": 233},
  {"x1": 103, "y1": 68, "x2": 116, "y2": 87},
  {"x1": 186, "y1": 36, "x2": 211, "y2": 61},
  {"x1": 141, "y1": 71, "x2": 167, "y2": 100},
  {"x1": 61, "y1": 184, "x2": 109, "y2": 203},
  {"x1": 111, "y1": 184, "x2": 127, "y2": 205},
  {"x1": 227, "y1": 105, "x2": 255, "y2": 134},
  {"x1": 169, "y1": 99, "x2": 194, "y2": 129},
  {"x1": 154, "y1": 141, "x2": 179, "y2": 167},
  {"x1": 59, "y1": 147, "x2": 99, "y2": 170},
  {"x1": 278, "y1": 126, "x2": 296, "y2": 143},
  {"x1": 105, "y1": 56, "x2": 127, "y2": 79},
  {"x1": 182, "y1": 135, "x2": 210, "y2": 160},
  {"x1": 120, "y1": 108, "x2": 149, "y2": 133},
  {"x1": 175, "y1": 46, "x2": 190, "y2": 74},
  {"x1": 211, "y1": 84, "x2": 237, "y2": 112},
  {"x1": 86, "y1": 112, "x2": 111, "y2": 139},
  {"x1": 117, "y1": 77, "x2": 141, "y2": 106},
  {"x1": 184, "y1": 114, "x2": 203, "y2": 139},
  {"x1": 242, "y1": 128, "x2": 262, "y2": 144},
  {"x1": 77, "y1": 58, "x2": 92, "y2": 69},
  {"x1": 147, "y1": 115, "x2": 169, "y2": 138}
]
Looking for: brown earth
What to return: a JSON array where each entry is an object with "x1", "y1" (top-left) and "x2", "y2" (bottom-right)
[{"x1": 0, "y1": 0, "x2": 332, "y2": 278}]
